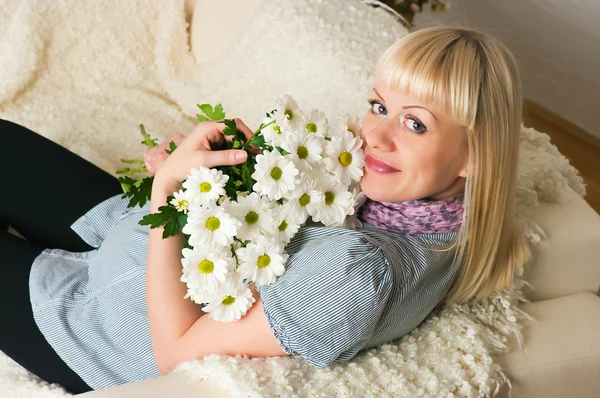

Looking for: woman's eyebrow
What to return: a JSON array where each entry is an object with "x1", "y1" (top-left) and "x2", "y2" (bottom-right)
[
  {"x1": 373, "y1": 87, "x2": 438, "y2": 121},
  {"x1": 402, "y1": 105, "x2": 438, "y2": 121}
]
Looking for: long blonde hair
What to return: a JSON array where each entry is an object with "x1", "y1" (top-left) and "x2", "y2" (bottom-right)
[{"x1": 375, "y1": 26, "x2": 531, "y2": 304}]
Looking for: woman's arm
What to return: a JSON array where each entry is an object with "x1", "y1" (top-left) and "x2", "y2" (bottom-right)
[{"x1": 145, "y1": 121, "x2": 287, "y2": 375}]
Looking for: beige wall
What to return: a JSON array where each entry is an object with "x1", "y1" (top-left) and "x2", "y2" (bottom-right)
[{"x1": 415, "y1": 0, "x2": 600, "y2": 139}]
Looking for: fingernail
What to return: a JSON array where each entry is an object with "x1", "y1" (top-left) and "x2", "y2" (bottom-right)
[{"x1": 236, "y1": 150, "x2": 247, "y2": 161}]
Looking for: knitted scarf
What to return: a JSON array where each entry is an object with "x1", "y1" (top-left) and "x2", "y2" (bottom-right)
[{"x1": 358, "y1": 195, "x2": 465, "y2": 235}]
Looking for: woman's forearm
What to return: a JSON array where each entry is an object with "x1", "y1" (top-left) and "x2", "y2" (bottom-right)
[{"x1": 146, "y1": 178, "x2": 204, "y2": 373}]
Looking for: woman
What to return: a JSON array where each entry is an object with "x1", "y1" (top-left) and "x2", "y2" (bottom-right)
[{"x1": 0, "y1": 26, "x2": 530, "y2": 394}]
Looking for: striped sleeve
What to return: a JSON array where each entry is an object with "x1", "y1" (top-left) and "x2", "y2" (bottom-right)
[
  {"x1": 256, "y1": 233, "x2": 393, "y2": 368},
  {"x1": 70, "y1": 193, "x2": 132, "y2": 248}
]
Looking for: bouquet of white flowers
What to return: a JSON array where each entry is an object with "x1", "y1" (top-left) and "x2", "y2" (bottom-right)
[{"x1": 117, "y1": 94, "x2": 366, "y2": 322}]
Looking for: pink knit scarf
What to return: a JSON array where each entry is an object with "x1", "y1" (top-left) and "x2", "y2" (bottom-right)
[{"x1": 357, "y1": 195, "x2": 465, "y2": 235}]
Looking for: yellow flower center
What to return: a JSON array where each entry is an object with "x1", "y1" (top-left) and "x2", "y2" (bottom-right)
[
  {"x1": 198, "y1": 259, "x2": 214, "y2": 274},
  {"x1": 284, "y1": 109, "x2": 293, "y2": 120},
  {"x1": 257, "y1": 254, "x2": 271, "y2": 268},
  {"x1": 270, "y1": 166, "x2": 283, "y2": 180},
  {"x1": 177, "y1": 200, "x2": 187, "y2": 208},
  {"x1": 299, "y1": 193, "x2": 311, "y2": 207},
  {"x1": 274, "y1": 125, "x2": 282, "y2": 135},
  {"x1": 200, "y1": 182, "x2": 212, "y2": 193},
  {"x1": 324, "y1": 191, "x2": 335, "y2": 205},
  {"x1": 222, "y1": 296, "x2": 236, "y2": 306},
  {"x1": 306, "y1": 123, "x2": 317, "y2": 133},
  {"x1": 278, "y1": 220, "x2": 288, "y2": 232},
  {"x1": 297, "y1": 146, "x2": 309, "y2": 159},
  {"x1": 245, "y1": 211, "x2": 259, "y2": 225},
  {"x1": 338, "y1": 152, "x2": 353, "y2": 167},
  {"x1": 205, "y1": 216, "x2": 221, "y2": 231}
]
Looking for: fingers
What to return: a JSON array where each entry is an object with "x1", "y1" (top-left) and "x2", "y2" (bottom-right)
[
  {"x1": 187, "y1": 119, "x2": 255, "y2": 149},
  {"x1": 201, "y1": 149, "x2": 248, "y2": 168}
]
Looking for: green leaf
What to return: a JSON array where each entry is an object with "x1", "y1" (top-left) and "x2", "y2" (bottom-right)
[
  {"x1": 250, "y1": 134, "x2": 265, "y2": 147},
  {"x1": 140, "y1": 125, "x2": 158, "y2": 148},
  {"x1": 276, "y1": 147, "x2": 290, "y2": 156},
  {"x1": 196, "y1": 114, "x2": 209, "y2": 122},
  {"x1": 119, "y1": 176, "x2": 154, "y2": 208},
  {"x1": 196, "y1": 103, "x2": 226, "y2": 121},
  {"x1": 222, "y1": 118, "x2": 238, "y2": 136},
  {"x1": 165, "y1": 141, "x2": 177, "y2": 155},
  {"x1": 213, "y1": 104, "x2": 225, "y2": 120}
]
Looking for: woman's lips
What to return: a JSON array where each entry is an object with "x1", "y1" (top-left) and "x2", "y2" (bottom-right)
[{"x1": 365, "y1": 154, "x2": 400, "y2": 174}]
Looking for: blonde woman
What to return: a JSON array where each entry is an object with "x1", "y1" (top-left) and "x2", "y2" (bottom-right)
[{"x1": 0, "y1": 26, "x2": 530, "y2": 393}]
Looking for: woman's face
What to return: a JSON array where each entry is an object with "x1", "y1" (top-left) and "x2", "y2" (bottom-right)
[{"x1": 360, "y1": 83, "x2": 469, "y2": 202}]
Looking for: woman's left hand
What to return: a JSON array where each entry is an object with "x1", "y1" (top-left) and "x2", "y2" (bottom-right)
[{"x1": 153, "y1": 119, "x2": 252, "y2": 195}]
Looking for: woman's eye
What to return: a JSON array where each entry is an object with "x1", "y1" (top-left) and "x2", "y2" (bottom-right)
[
  {"x1": 368, "y1": 99, "x2": 387, "y2": 116},
  {"x1": 404, "y1": 116, "x2": 427, "y2": 134}
]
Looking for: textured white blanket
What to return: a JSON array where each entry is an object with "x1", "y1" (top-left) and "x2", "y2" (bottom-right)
[{"x1": 0, "y1": 0, "x2": 586, "y2": 397}]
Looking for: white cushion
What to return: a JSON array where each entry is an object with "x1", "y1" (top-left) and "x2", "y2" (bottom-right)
[
  {"x1": 523, "y1": 186, "x2": 600, "y2": 301},
  {"x1": 495, "y1": 292, "x2": 600, "y2": 398}
]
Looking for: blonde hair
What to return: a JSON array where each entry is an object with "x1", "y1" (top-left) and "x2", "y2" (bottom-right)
[{"x1": 375, "y1": 26, "x2": 531, "y2": 304}]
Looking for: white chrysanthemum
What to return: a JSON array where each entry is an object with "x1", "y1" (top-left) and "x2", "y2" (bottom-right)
[
  {"x1": 273, "y1": 94, "x2": 302, "y2": 130},
  {"x1": 182, "y1": 167, "x2": 229, "y2": 206},
  {"x1": 281, "y1": 131, "x2": 323, "y2": 173},
  {"x1": 260, "y1": 116, "x2": 288, "y2": 147},
  {"x1": 202, "y1": 274, "x2": 255, "y2": 322},
  {"x1": 344, "y1": 113, "x2": 363, "y2": 137},
  {"x1": 252, "y1": 150, "x2": 299, "y2": 200},
  {"x1": 180, "y1": 247, "x2": 234, "y2": 301},
  {"x1": 323, "y1": 130, "x2": 365, "y2": 186},
  {"x1": 182, "y1": 205, "x2": 239, "y2": 248},
  {"x1": 237, "y1": 237, "x2": 288, "y2": 286},
  {"x1": 301, "y1": 109, "x2": 329, "y2": 137},
  {"x1": 228, "y1": 192, "x2": 275, "y2": 242},
  {"x1": 287, "y1": 179, "x2": 325, "y2": 221},
  {"x1": 312, "y1": 177, "x2": 355, "y2": 227},
  {"x1": 273, "y1": 202, "x2": 302, "y2": 245},
  {"x1": 169, "y1": 189, "x2": 191, "y2": 214},
  {"x1": 338, "y1": 187, "x2": 367, "y2": 229}
]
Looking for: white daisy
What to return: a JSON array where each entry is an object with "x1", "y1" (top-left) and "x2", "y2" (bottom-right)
[
  {"x1": 287, "y1": 179, "x2": 325, "y2": 221},
  {"x1": 272, "y1": 94, "x2": 302, "y2": 130},
  {"x1": 182, "y1": 205, "x2": 239, "y2": 248},
  {"x1": 260, "y1": 116, "x2": 289, "y2": 147},
  {"x1": 237, "y1": 236, "x2": 288, "y2": 286},
  {"x1": 273, "y1": 202, "x2": 302, "y2": 245},
  {"x1": 281, "y1": 131, "x2": 323, "y2": 173},
  {"x1": 169, "y1": 189, "x2": 191, "y2": 214},
  {"x1": 323, "y1": 130, "x2": 365, "y2": 186},
  {"x1": 343, "y1": 113, "x2": 363, "y2": 137},
  {"x1": 312, "y1": 177, "x2": 355, "y2": 227},
  {"x1": 180, "y1": 247, "x2": 234, "y2": 300},
  {"x1": 228, "y1": 192, "x2": 275, "y2": 242},
  {"x1": 182, "y1": 167, "x2": 229, "y2": 207},
  {"x1": 301, "y1": 109, "x2": 329, "y2": 137},
  {"x1": 337, "y1": 187, "x2": 367, "y2": 229},
  {"x1": 202, "y1": 274, "x2": 255, "y2": 322},
  {"x1": 252, "y1": 150, "x2": 300, "y2": 200}
]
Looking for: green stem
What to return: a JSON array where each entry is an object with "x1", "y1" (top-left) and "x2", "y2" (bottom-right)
[
  {"x1": 116, "y1": 166, "x2": 148, "y2": 174},
  {"x1": 140, "y1": 124, "x2": 157, "y2": 148},
  {"x1": 242, "y1": 119, "x2": 275, "y2": 150},
  {"x1": 120, "y1": 158, "x2": 145, "y2": 164}
]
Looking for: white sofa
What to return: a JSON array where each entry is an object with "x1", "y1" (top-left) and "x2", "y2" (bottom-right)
[{"x1": 82, "y1": 1, "x2": 600, "y2": 396}]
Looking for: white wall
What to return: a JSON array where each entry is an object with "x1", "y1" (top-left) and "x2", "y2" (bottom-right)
[{"x1": 414, "y1": 0, "x2": 600, "y2": 139}]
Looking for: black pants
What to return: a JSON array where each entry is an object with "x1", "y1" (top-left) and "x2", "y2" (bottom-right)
[{"x1": 0, "y1": 119, "x2": 124, "y2": 394}]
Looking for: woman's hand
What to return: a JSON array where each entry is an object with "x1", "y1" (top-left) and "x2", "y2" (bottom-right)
[
  {"x1": 152, "y1": 119, "x2": 252, "y2": 196},
  {"x1": 144, "y1": 134, "x2": 187, "y2": 175}
]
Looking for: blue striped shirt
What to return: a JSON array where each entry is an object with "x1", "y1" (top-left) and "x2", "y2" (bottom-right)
[{"x1": 29, "y1": 194, "x2": 460, "y2": 390}]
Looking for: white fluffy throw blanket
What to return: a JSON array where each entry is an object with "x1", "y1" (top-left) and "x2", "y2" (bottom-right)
[{"x1": 0, "y1": 0, "x2": 586, "y2": 397}]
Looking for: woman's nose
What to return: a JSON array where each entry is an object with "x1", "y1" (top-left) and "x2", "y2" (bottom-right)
[{"x1": 363, "y1": 119, "x2": 396, "y2": 152}]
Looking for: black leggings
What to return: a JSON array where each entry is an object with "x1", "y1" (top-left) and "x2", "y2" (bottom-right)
[{"x1": 0, "y1": 119, "x2": 124, "y2": 394}]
